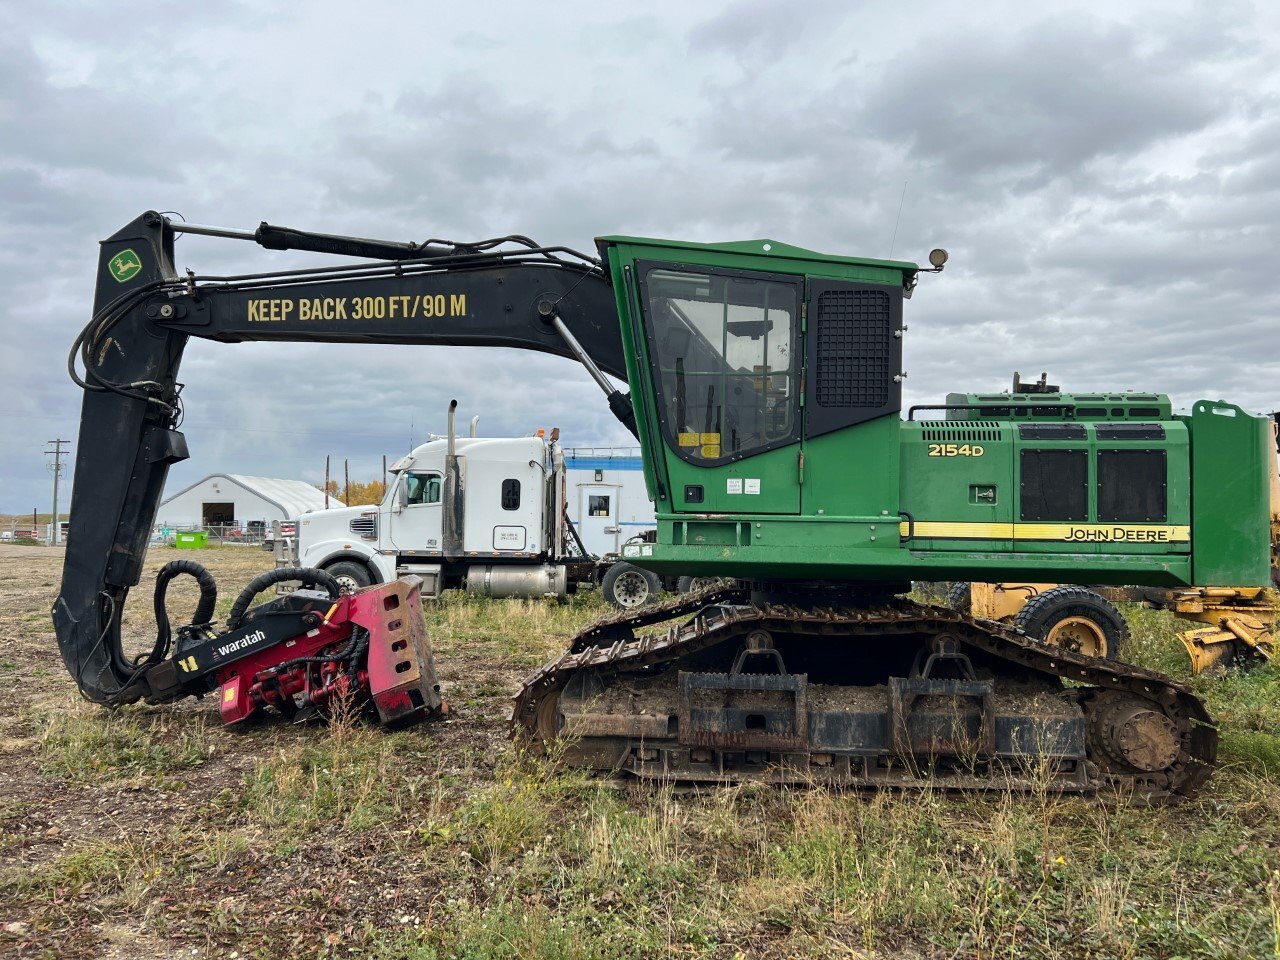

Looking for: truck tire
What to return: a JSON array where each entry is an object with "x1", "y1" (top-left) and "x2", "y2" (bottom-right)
[
  {"x1": 677, "y1": 575, "x2": 729, "y2": 594},
  {"x1": 603, "y1": 562, "x2": 661, "y2": 609},
  {"x1": 1013, "y1": 586, "x2": 1127, "y2": 660},
  {"x1": 325, "y1": 560, "x2": 375, "y2": 592},
  {"x1": 947, "y1": 581, "x2": 971, "y2": 614}
]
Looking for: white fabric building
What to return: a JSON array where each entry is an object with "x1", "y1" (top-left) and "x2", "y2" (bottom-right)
[{"x1": 157, "y1": 474, "x2": 342, "y2": 530}]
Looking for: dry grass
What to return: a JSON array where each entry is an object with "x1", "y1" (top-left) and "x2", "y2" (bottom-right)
[{"x1": 1, "y1": 549, "x2": 1278, "y2": 959}]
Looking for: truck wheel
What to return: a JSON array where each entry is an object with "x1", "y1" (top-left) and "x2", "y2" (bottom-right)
[
  {"x1": 326, "y1": 560, "x2": 374, "y2": 593},
  {"x1": 603, "y1": 562, "x2": 661, "y2": 609},
  {"x1": 677, "y1": 576, "x2": 726, "y2": 594},
  {"x1": 947, "y1": 582, "x2": 971, "y2": 614},
  {"x1": 1013, "y1": 586, "x2": 1127, "y2": 660}
]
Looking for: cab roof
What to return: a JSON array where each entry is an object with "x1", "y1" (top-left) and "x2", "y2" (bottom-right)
[{"x1": 596, "y1": 235, "x2": 920, "y2": 274}]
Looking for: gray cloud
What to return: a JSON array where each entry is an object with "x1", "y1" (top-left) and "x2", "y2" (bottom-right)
[
  {"x1": 862, "y1": 17, "x2": 1230, "y2": 182},
  {"x1": 1, "y1": 1, "x2": 1278, "y2": 514}
]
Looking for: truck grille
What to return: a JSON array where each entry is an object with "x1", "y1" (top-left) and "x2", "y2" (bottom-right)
[{"x1": 349, "y1": 514, "x2": 378, "y2": 540}]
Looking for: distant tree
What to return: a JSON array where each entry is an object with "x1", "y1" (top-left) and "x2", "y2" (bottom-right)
[
  {"x1": 314, "y1": 478, "x2": 385, "y2": 505},
  {"x1": 345, "y1": 480, "x2": 387, "y2": 505}
]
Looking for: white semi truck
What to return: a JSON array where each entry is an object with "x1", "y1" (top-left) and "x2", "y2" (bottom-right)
[{"x1": 276, "y1": 404, "x2": 668, "y2": 603}]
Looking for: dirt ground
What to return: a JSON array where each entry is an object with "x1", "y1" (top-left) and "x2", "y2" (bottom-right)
[
  {"x1": 0, "y1": 546, "x2": 556, "y2": 959},
  {"x1": 1, "y1": 546, "x2": 1278, "y2": 960}
]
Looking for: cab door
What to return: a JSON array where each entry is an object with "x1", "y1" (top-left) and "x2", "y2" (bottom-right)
[
  {"x1": 388, "y1": 471, "x2": 443, "y2": 552},
  {"x1": 636, "y1": 262, "x2": 804, "y2": 516},
  {"x1": 799, "y1": 278, "x2": 906, "y2": 518}
]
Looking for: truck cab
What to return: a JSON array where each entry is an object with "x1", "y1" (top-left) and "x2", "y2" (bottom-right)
[{"x1": 284, "y1": 431, "x2": 605, "y2": 598}]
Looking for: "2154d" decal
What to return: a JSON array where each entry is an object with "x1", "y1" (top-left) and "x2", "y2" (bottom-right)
[{"x1": 927, "y1": 442, "x2": 985, "y2": 457}]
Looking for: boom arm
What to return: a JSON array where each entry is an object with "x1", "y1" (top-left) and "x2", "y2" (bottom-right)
[{"x1": 55, "y1": 211, "x2": 632, "y2": 705}]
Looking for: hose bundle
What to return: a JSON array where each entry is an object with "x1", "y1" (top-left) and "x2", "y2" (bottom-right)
[
  {"x1": 227, "y1": 566, "x2": 341, "y2": 628},
  {"x1": 151, "y1": 559, "x2": 219, "y2": 664}
]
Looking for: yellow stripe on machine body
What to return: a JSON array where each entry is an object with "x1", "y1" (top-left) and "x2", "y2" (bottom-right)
[{"x1": 901, "y1": 521, "x2": 1190, "y2": 544}]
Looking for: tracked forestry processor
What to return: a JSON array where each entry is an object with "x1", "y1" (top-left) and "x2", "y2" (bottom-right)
[{"x1": 56, "y1": 212, "x2": 1276, "y2": 800}]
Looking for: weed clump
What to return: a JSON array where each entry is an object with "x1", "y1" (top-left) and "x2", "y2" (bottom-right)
[{"x1": 33, "y1": 702, "x2": 211, "y2": 781}]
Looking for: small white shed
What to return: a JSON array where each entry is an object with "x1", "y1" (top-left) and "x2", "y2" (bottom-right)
[{"x1": 158, "y1": 474, "x2": 341, "y2": 531}]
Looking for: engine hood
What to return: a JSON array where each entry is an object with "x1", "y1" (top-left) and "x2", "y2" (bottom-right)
[{"x1": 297, "y1": 504, "x2": 377, "y2": 543}]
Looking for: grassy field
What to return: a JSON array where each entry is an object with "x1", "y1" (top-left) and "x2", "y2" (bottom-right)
[{"x1": 1, "y1": 546, "x2": 1278, "y2": 959}]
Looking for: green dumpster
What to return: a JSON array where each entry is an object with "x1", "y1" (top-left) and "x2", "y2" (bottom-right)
[{"x1": 175, "y1": 531, "x2": 208, "y2": 549}]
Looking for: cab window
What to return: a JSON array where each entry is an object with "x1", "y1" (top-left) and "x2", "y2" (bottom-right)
[
  {"x1": 640, "y1": 263, "x2": 799, "y2": 464},
  {"x1": 405, "y1": 473, "x2": 442, "y2": 505},
  {"x1": 501, "y1": 479, "x2": 521, "y2": 510}
]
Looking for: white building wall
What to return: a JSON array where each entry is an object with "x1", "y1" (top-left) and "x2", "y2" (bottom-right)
[
  {"x1": 563, "y1": 448, "x2": 655, "y2": 556},
  {"x1": 158, "y1": 478, "x2": 299, "y2": 527}
]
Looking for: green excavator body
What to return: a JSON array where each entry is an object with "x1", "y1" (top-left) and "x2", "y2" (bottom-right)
[{"x1": 598, "y1": 236, "x2": 1272, "y2": 589}]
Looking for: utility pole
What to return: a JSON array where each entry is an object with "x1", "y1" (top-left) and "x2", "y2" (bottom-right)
[
  {"x1": 382, "y1": 455, "x2": 387, "y2": 492},
  {"x1": 45, "y1": 439, "x2": 69, "y2": 545},
  {"x1": 344, "y1": 459, "x2": 350, "y2": 506},
  {"x1": 324, "y1": 455, "x2": 331, "y2": 508}
]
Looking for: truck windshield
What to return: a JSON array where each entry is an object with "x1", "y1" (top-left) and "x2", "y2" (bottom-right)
[{"x1": 640, "y1": 264, "x2": 799, "y2": 463}]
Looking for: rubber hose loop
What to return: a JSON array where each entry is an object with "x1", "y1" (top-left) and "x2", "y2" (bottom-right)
[
  {"x1": 151, "y1": 560, "x2": 218, "y2": 665},
  {"x1": 227, "y1": 567, "x2": 341, "y2": 628}
]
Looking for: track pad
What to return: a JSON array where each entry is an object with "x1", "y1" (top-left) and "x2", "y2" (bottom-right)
[{"x1": 678, "y1": 671, "x2": 809, "y2": 751}]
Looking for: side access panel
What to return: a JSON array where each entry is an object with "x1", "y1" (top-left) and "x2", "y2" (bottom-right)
[
  {"x1": 898, "y1": 421, "x2": 1013, "y2": 553},
  {"x1": 1188, "y1": 402, "x2": 1271, "y2": 586},
  {"x1": 804, "y1": 279, "x2": 902, "y2": 438}
]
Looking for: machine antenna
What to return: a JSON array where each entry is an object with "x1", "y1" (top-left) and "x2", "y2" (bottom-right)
[{"x1": 888, "y1": 179, "x2": 908, "y2": 259}]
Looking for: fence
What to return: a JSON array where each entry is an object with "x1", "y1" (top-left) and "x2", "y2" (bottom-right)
[
  {"x1": 152, "y1": 523, "x2": 288, "y2": 548},
  {"x1": 3, "y1": 522, "x2": 287, "y2": 548}
]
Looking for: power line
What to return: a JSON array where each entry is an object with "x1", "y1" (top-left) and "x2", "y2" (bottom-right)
[{"x1": 45, "y1": 439, "x2": 69, "y2": 545}]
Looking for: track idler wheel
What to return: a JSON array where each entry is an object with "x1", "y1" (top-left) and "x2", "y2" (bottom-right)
[
  {"x1": 530, "y1": 689, "x2": 564, "y2": 746},
  {"x1": 1087, "y1": 692, "x2": 1182, "y2": 774}
]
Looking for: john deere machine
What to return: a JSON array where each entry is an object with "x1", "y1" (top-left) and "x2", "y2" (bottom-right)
[
  {"x1": 942, "y1": 376, "x2": 1280, "y2": 673},
  {"x1": 55, "y1": 211, "x2": 1276, "y2": 800}
]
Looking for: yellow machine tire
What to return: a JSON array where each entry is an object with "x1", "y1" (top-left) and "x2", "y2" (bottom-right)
[
  {"x1": 1013, "y1": 586, "x2": 1127, "y2": 660},
  {"x1": 677, "y1": 576, "x2": 734, "y2": 594}
]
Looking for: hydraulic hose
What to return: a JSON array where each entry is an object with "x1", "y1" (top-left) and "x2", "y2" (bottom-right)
[
  {"x1": 150, "y1": 559, "x2": 218, "y2": 666},
  {"x1": 266, "y1": 625, "x2": 368, "y2": 677},
  {"x1": 227, "y1": 567, "x2": 341, "y2": 629}
]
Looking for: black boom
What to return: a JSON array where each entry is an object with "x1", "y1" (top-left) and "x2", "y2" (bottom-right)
[{"x1": 54, "y1": 212, "x2": 631, "y2": 705}]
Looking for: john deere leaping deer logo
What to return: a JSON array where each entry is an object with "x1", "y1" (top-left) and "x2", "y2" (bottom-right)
[{"x1": 109, "y1": 249, "x2": 143, "y2": 283}]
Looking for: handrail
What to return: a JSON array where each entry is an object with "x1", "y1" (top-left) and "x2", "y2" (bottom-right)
[{"x1": 907, "y1": 402, "x2": 1077, "y2": 421}]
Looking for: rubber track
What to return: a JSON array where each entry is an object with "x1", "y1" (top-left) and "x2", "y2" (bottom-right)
[{"x1": 511, "y1": 591, "x2": 1218, "y2": 800}]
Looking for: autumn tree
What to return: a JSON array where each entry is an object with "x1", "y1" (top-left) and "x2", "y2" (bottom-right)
[{"x1": 315, "y1": 478, "x2": 386, "y2": 505}]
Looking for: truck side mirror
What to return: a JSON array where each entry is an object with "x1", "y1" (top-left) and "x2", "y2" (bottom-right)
[{"x1": 395, "y1": 478, "x2": 408, "y2": 512}]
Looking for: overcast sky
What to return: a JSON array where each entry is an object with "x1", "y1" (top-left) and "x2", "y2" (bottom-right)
[{"x1": 2, "y1": 0, "x2": 1278, "y2": 514}]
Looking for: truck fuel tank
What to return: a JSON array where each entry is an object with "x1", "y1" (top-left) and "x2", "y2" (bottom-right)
[{"x1": 466, "y1": 563, "x2": 568, "y2": 599}]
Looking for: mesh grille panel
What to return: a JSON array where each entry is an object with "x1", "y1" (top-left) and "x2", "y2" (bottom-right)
[
  {"x1": 1098, "y1": 449, "x2": 1167, "y2": 521},
  {"x1": 814, "y1": 289, "x2": 890, "y2": 408},
  {"x1": 1019, "y1": 449, "x2": 1088, "y2": 521},
  {"x1": 921, "y1": 422, "x2": 1003, "y2": 443}
]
